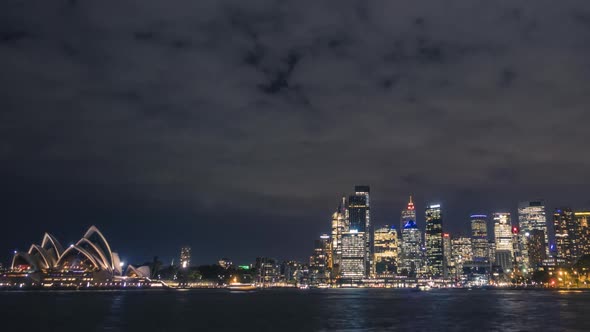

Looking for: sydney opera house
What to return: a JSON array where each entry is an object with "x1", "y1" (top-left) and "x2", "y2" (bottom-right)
[{"x1": 1, "y1": 226, "x2": 152, "y2": 288}]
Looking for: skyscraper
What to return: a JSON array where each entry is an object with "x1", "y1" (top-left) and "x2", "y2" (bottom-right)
[
  {"x1": 401, "y1": 196, "x2": 416, "y2": 231},
  {"x1": 180, "y1": 246, "x2": 191, "y2": 269},
  {"x1": 553, "y1": 208, "x2": 575, "y2": 262},
  {"x1": 574, "y1": 211, "x2": 590, "y2": 259},
  {"x1": 340, "y1": 230, "x2": 366, "y2": 280},
  {"x1": 527, "y1": 229, "x2": 547, "y2": 269},
  {"x1": 451, "y1": 236, "x2": 473, "y2": 278},
  {"x1": 493, "y1": 213, "x2": 513, "y2": 272},
  {"x1": 471, "y1": 215, "x2": 489, "y2": 262},
  {"x1": 443, "y1": 233, "x2": 452, "y2": 278},
  {"x1": 373, "y1": 225, "x2": 399, "y2": 276},
  {"x1": 348, "y1": 186, "x2": 371, "y2": 277},
  {"x1": 425, "y1": 204, "x2": 444, "y2": 277},
  {"x1": 518, "y1": 201, "x2": 548, "y2": 251},
  {"x1": 330, "y1": 197, "x2": 348, "y2": 271},
  {"x1": 400, "y1": 220, "x2": 422, "y2": 277},
  {"x1": 310, "y1": 234, "x2": 331, "y2": 283}
]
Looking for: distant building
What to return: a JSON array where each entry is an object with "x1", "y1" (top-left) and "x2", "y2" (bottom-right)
[
  {"x1": 348, "y1": 186, "x2": 371, "y2": 277},
  {"x1": 527, "y1": 229, "x2": 547, "y2": 269},
  {"x1": 443, "y1": 233, "x2": 452, "y2": 278},
  {"x1": 518, "y1": 201, "x2": 548, "y2": 270},
  {"x1": 309, "y1": 234, "x2": 331, "y2": 283},
  {"x1": 493, "y1": 213, "x2": 513, "y2": 272},
  {"x1": 255, "y1": 257, "x2": 281, "y2": 284},
  {"x1": 450, "y1": 236, "x2": 473, "y2": 278},
  {"x1": 425, "y1": 204, "x2": 444, "y2": 277},
  {"x1": 574, "y1": 211, "x2": 590, "y2": 259},
  {"x1": 180, "y1": 247, "x2": 191, "y2": 269},
  {"x1": 340, "y1": 230, "x2": 366, "y2": 280},
  {"x1": 400, "y1": 196, "x2": 416, "y2": 231},
  {"x1": 470, "y1": 215, "x2": 489, "y2": 263},
  {"x1": 331, "y1": 197, "x2": 348, "y2": 272},
  {"x1": 218, "y1": 258, "x2": 233, "y2": 269},
  {"x1": 373, "y1": 225, "x2": 399, "y2": 276},
  {"x1": 400, "y1": 220, "x2": 422, "y2": 277},
  {"x1": 553, "y1": 208, "x2": 575, "y2": 263}
]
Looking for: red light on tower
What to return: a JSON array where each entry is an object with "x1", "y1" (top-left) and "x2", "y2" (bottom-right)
[
  {"x1": 512, "y1": 226, "x2": 519, "y2": 234},
  {"x1": 443, "y1": 233, "x2": 450, "y2": 238},
  {"x1": 407, "y1": 195, "x2": 415, "y2": 210}
]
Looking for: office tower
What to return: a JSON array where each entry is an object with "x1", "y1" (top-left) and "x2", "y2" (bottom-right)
[
  {"x1": 574, "y1": 211, "x2": 590, "y2": 259},
  {"x1": 425, "y1": 204, "x2": 444, "y2": 277},
  {"x1": 401, "y1": 196, "x2": 416, "y2": 231},
  {"x1": 180, "y1": 247, "x2": 191, "y2": 269},
  {"x1": 310, "y1": 234, "x2": 331, "y2": 283},
  {"x1": 400, "y1": 220, "x2": 422, "y2": 276},
  {"x1": 348, "y1": 186, "x2": 371, "y2": 277},
  {"x1": 451, "y1": 236, "x2": 473, "y2": 278},
  {"x1": 553, "y1": 208, "x2": 575, "y2": 262},
  {"x1": 471, "y1": 215, "x2": 489, "y2": 262},
  {"x1": 255, "y1": 257, "x2": 281, "y2": 284},
  {"x1": 374, "y1": 225, "x2": 399, "y2": 276},
  {"x1": 512, "y1": 226, "x2": 524, "y2": 272},
  {"x1": 493, "y1": 213, "x2": 513, "y2": 271},
  {"x1": 526, "y1": 229, "x2": 547, "y2": 269},
  {"x1": 331, "y1": 197, "x2": 348, "y2": 270},
  {"x1": 443, "y1": 233, "x2": 452, "y2": 278},
  {"x1": 518, "y1": 201, "x2": 548, "y2": 254},
  {"x1": 340, "y1": 230, "x2": 366, "y2": 280}
]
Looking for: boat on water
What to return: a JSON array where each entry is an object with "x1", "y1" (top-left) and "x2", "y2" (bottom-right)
[
  {"x1": 413, "y1": 285, "x2": 432, "y2": 292},
  {"x1": 226, "y1": 283, "x2": 257, "y2": 291}
]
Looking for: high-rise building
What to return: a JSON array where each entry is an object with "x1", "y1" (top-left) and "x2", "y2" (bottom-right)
[
  {"x1": 400, "y1": 220, "x2": 422, "y2": 277},
  {"x1": 470, "y1": 215, "x2": 489, "y2": 262},
  {"x1": 348, "y1": 186, "x2": 371, "y2": 277},
  {"x1": 518, "y1": 201, "x2": 548, "y2": 254},
  {"x1": 493, "y1": 213, "x2": 513, "y2": 271},
  {"x1": 443, "y1": 233, "x2": 452, "y2": 278},
  {"x1": 330, "y1": 197, "x2": 348, "y2": 271},
  {"x1": 180, "y1": 247, "x2": 191, "y2": 269},
  {"x1": 373, "y1": 225, "x2": 399, "y2": 276},
  {"x1": 310, "y1": 234, "x2": 331, "y2": 283},
  {"x1": 553, "y1": 208, "x2": 575, "y2": 262},
  {"x1": 340, "y1": 230, "x2": 366, "y2": 280},
  {"x1": 527, "y1": 229, "x2": 547, "y2": 269},
  {"x1": 450, "y1": 236, "x2": 473, "y2": 278},
  {"x1": 574, "y1": 211, "x2": 590, "y2": 260},
  {"x1": 401, "y1": 196, "x2": 416, "y2": 231},
  {"x1": 425, "y1": 204, "x2": 444, "y2": 277}
]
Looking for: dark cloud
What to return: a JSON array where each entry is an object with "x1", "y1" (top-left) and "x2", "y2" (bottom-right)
[{"x1": 2, "y1": 0, "x2": 590, "y2": 265}]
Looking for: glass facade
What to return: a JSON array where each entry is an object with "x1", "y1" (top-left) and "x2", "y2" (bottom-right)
[{"x1": 425, "y1": 204, "x2": 443, "y2": 277}]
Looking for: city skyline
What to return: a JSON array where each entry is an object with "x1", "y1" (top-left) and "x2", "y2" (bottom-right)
[{"x1": 3, "y1": 188, "x2": 589, "y2": 269}]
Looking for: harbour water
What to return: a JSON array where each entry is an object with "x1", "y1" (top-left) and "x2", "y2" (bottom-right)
[{"x1": 1, "y1": 288, "x2": 588, "y2": 331}]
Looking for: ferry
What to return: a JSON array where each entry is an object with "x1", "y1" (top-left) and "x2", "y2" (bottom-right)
[{"x1": 227, "y1": 283, "x2": 257, "y2": 291}]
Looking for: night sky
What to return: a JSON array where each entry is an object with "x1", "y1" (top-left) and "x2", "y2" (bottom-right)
[{"x1": 3, "y1": 1, "x2": 590, "y2": 267}]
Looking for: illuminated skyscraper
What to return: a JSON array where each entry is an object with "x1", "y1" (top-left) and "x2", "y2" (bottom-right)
[
  {"x1": 180, "y1": 246, "x2": 191, "y2": 269},
  {"x1": 340, "y1": 230, "x2": 366, "y2": 280},
  {"x1": 400, "y1": 196, "x2": 416, "y2": 231},
  {"x1": 330, "y1": 197, "x2": 348, "y2": 271},
  {"x1": 443, "y1": 233, "x2": 451, "y2": 278},
  {"x1": 574, "y1": 211, "x2": 590, "y2": 259},
  {"x1": 310, "y1": 234, "x2": 331, "y2": 283},
  {"x1": 493, "y1": 213, "x2": 513, "y2": 272},
  {"x1": 400, "y1": 220, "x2": 422, "y2": 277},
  {"x1": 451, "y1": 236, "x2": 473, "y2": 278},
  {"x1": 527, "y1": 229, "x2": 547, "y2": 269},
  {"x1": 518, "y1": 201, "x2": 548, "y2": 252},
  {"x1": 373, "y1": 225, "x2": 399, "y2": 276},
  {"x1": 471, "y1": 215, "x2": 489, "y2": 262},
  {"x1": 425, "y1": 204, "x2": 444, "y2": 277},
  {"x1": 553, "y1": 208, "x2": 575, "y2": 262},
  {"x1": 348, "y1": 186, "x2": 371, "y2": 277}
]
